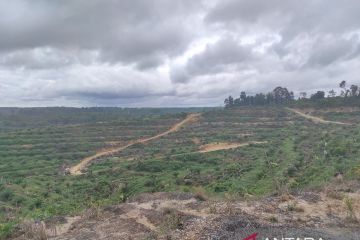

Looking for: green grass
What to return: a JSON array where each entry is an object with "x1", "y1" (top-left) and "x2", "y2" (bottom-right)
[{"x1": 1, "y1": 106, "x2": 360, "y2": 238}]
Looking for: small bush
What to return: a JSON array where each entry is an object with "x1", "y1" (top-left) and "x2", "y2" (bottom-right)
[
  {"x1": 344, "y1": 196, "x2": 358, "y2": 223},
  {"x1": 286, "y1": 202, "x2": 304, "y2": 212},
  {"x1": 286, "y1": 165, "x2": 298, "y2": 177},
  {"x1": 21, "y1": 221, "x2": 48, "y2": 240},
  {"x1": 0, "y1": 189, "x2": 14, "y2": 202},
  {"x1": 267, "y1": 216, "x2": 278, "y2": 223},
  {"x1": 326, "y1": 190, "x2": 344, "y2": 200},
  {"x1": 160, "y1": 208, "x2": 184, "y2": 232},
  {"x1": 194, "y1": 192, "x2": 207, "y2": 201}
]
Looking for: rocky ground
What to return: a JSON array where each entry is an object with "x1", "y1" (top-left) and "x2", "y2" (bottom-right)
[{"x1": 13, "y1": 181, "x2": 360, "y2": 240}]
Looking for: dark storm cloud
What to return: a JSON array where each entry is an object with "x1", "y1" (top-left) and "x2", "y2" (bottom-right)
[
  {"x1": 0, "y1": 0, "x2": 200, "y2": 68},
  {"x1": 206, "y1": 0, "x2": 360, "y2": 65},
  {"x1": 98, "y1": 23, "x2": 190, "y2": 69},
  {"x1": 1, "y1": 0, "x2": 360, "y2": 106},
  {"x1": 207, "y1": 0, "x2": 360, "y2": 36}
]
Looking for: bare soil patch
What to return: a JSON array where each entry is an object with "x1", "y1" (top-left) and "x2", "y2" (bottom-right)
[
  {"x1": 21, "y1": 144, "x2": 33, "y2": 149},
  {"x1": 198, "y1": 141, "x2": 267, "y2": 153},
  {"x1": 192, "y1": 137, "x2": 201, "y2": 145}
]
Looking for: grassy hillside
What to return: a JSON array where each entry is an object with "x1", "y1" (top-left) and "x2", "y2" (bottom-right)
[{"x1": 1, "y1": 106, "x2": 360, "y2": 238}]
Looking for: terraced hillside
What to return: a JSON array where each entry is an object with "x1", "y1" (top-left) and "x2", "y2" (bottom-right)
[
  {"x1": 1, "y1": 107, "x2": 360, "y2": 239},
  {"x1": 0, "y1": 111, "x2": 190, "y2": 238}
]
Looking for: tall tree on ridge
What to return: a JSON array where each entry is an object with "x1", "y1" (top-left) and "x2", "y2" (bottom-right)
[
  {"x1": 350, "y1": 85, "x2": 359, "y2": 97},
  {"x1": 340, "y1": 80, "x2": 350, "y2": 97},
  {"x1": 328, "y1": 89, "x2": 336, "y2": 98},
  {"x1": 299, "y1": 92, "x2": 307, "y2": 99}
]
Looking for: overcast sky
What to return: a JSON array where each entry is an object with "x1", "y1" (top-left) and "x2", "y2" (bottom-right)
[{"x1": 1, "y1": 0, "x2": 360, "y2": 107}]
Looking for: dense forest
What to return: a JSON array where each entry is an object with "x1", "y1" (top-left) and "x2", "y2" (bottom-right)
[{"x1": 224, "y1": 81, "x2": 360, "y2": 108}]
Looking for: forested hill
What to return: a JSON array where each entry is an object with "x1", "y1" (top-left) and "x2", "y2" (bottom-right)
[{"x1": 224, "y1": 80, "x2": 360, "y2": 108}]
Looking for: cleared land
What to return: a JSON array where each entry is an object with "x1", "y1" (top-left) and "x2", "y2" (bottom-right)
[
  {"x1": 69, "y1": 113, "x2": 200, "y2": 175},
  {"x1": 1, "y1": 106, "x2": 360, "y2": 239},
  {"x1": 43, "y1": 186, "x2": 360, "y2": 240}
]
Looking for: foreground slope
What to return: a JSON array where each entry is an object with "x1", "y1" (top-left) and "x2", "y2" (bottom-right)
[{"x1": 15, "y1": 181, "x2": 360, "y2": 239}]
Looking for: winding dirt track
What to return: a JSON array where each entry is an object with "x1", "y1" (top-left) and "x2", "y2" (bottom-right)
[
  {"x1": 69, "y1": 113, "x2": 201, "y2": 175},
  {"x1": 286, "y1": 108, "x2": 351, "y2": 125}
]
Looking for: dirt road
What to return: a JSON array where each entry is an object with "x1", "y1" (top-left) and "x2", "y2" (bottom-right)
[
  {"x1": 286, "y1": 108, "x2": 351, "y2": 125},
  {"x1": 69, "y1": 113, "x2": 200, "y2": 175}
]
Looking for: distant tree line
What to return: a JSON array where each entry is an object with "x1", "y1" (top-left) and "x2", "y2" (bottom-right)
[{"x1": 224, "y1": 81, "x2": 360, "y2": 108}]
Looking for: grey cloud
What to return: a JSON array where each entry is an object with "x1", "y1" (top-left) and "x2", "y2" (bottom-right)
[
  {"x1": 44, "y1": 65, "x2": 175, "y2": 101},
  {"x1": 207, "y1": 0, "x2": 360, "y2": 37},
  {"x1": 206, "y1": 0, "x2": 292, "y2": 24},
  {"x1": 1, "y1": 0, "x2": 360, "y2": 107},
  {"x1": 0, "y1": 48, "x2": 96, "y2": 69},
  {"x1": 99, "y1": 22, "x2": 191, "y2": 69},
  {"x1": 304, "y1": 36, "x2": 360, "y2": 68},
  {"x1": 171, "y1": 37, "x2": 255, "y2": 83},
  {"x1": 0, "y1": 0, "x2": 202, "y2": 68},
  {"x1": 270, "y1": 34, "x2": 360, "y2": 71}
]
